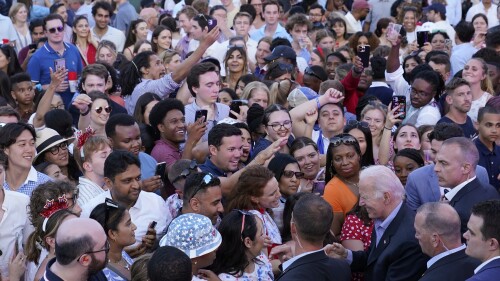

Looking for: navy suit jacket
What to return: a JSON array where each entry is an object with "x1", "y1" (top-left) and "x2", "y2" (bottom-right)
[
  {"x1": 406, "y1": 164, "x2": 490, "y2": 211},
  {"x1": 419, "y1": 249, "x2": 480, "y2": 281},
  {"x1": 276, "y1": 250, "x2": 351, "y2": 281},
  {"x1": 466, "y1": 258, "x2": 500, "y2": 281},
  {"x1": 448, "y1": 178, "x2": 499, "y2": 235},
  {"x1": 350, "y1": 204, "x2": 428, "y2": 281}
]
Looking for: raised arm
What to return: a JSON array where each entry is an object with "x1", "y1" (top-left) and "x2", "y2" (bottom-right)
[
  {"x1": 378, "y1": 104, "x2": 402, "y2": 165},
  {"x1": 33, "y1": 68, "x2": 67, "y2": 128},
  {"x1": 170, "y1": 27, "x2": 219, "y2": 83}
]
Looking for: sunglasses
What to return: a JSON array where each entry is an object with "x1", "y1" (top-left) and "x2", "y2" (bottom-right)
[
  {"x1": 304, "y1": 67, "x2": 323, "y2": 81},
  {"x1": 330, "y1": 135, "x2": 358, "y2": 147},
  {"x1": 346, "y1": 120, "x2": 369, "y2": 129},
  {"x1": 227, "y1": 44, "x2": 245, "y2": 50},
  {"x1": 94, "y1": 106, "x2": 112, "y2": 114},
  {"x1": 190, "y1": 173, "x2": 220, "y2": 200},
  {"x1": 269, "y1": 62, "x2": 294, "y2": 73},
  {"x1": 48, "y1": 26, "x2": 64, "y2": 34},
  {"x1": 48, "y1": 142, "x2": 68, "y2": 155},
  {"x1": 172, "y1": 161, "x2": 198, "y2": 184},
  {"x1": 282, "y1": 170, "x2": 304, "y2": 179}
]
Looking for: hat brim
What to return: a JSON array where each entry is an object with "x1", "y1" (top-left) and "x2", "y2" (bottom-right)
[
  {"x1": 189, "y1": 229, "x2": 222, "y2": 259},
  {"x1": 33, "y1": 136, "x2": 75, "y2": 163}
]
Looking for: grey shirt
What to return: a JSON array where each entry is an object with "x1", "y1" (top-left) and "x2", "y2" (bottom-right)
[{"x1": 185, "y1": 101, "x2": 230, "y2": 142}]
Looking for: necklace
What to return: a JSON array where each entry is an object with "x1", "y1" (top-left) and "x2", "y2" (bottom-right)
[{"x1": 108, "y1": 257, "x2": 130, "y2": 271}]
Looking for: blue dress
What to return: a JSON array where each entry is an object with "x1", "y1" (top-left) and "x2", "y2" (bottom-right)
[{"x1": 102, "y1": 251, "x2": 133, "y2": 281}]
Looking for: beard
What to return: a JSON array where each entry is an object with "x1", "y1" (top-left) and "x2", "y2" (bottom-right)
[{"x1": 87, "y1": 253, "x2": 107, "y2": 276}]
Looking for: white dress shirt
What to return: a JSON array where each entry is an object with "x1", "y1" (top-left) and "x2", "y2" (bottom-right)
[
  {"x1": 427, "y1": 244, "x2": 466, "y2": 268},
  {"x1": 466, "y1": 3, "x2": 499, "y2": 28},
  {"x1": 81, "y1": 190, "x2": 171, "y2": 245}
]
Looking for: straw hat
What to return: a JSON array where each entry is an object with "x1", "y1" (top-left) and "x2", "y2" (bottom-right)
[{"x1": 33, "y1": 128, "x2": 74, "y2": 162}]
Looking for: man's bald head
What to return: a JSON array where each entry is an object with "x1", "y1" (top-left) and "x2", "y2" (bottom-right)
[
  {"x1": 140, "y1": 8, "x2": 159, "y2": 29},
  {"x1": 55, "y1": 218, "x2": 106, "y2": 265}
]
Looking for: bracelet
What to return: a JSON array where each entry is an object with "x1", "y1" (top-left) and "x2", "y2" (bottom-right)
[
  {"x1": 316, "y1": 97, "x2": 321, "y2": 109},
  {"x1": 384, "y1": 126, "x2": 392, "y2": 131},
  {"x1": 80, "y1": 105, "x2": 91, "y2": 116}
]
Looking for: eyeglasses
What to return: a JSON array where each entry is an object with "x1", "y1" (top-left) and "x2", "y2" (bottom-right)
[
  {"x1": 282, "y1": 170, "x2": 304, "y2": 179},
  {"x1": 48, "y1": 26, "x2": 64, "y2": 34},
  {"x1": 94, "y1": 106, "x2": 112, "y2": 114},
  {"x1": 172, "y1": 161, "x2": 198, "y2": 184},
  {"x1": 235, "y1": 209, "x2": 253, "y2": 238},
  {"x1": 77, "y1": 240, "x2": 110, "y2": 262},
  {"x1": 266, "y1": 120, "x2": 292, "y2": 132},
  {"x1": 304, "y1": 67, "x2": 323, "y2": 81},
  {"x1": 48, "y1": 142, "x2": 68, "y2": 155},
  {"x1": 330, "y1": 135, "x2": 358, "y2": 147},
  {"x1": 410, "y1": 87, "x2": 433, "y2": 98},
  {"x1": 346, "y1": 120, "x2": 369, "y2": 129},
  {"x1": 50, "y1": 103, "x2": 65, "y2": 110},
  {"x1": 104, "y1": 198, "x2": 119, "y2": 234},
  {"x1": 66, "y1": 189, "x2": 79, "y2": 209},
  {"x1": 190, "y1": 173, "x2": 221, "y2": 200}
]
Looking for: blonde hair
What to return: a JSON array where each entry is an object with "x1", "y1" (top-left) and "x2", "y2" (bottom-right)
[
  {"x1": 241, "y1": 81, "x2": 273, "y2": 105},
  {"x1": 269, "y1": 79, "x2": 298, "y2": 106},
  {"x1": 9, "y1": 3, "x2": 27, "y2": 23},
  {"x1": 74, "y1": 135, "x2": 112, "y2": 172},
  {"x1": 471, "y1": 58, "x2": 494, "y2": 94},
  {"x1": 159, "y1": 49, "x2": 180, "y2": 65},
  {"x1": 360, "y1": 101, "x2": 388, "y2": 123}
]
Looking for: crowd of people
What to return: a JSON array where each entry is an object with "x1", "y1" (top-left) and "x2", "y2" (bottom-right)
[{"x1": 1, "y1": 0, "x2": 500, "y2": 280}]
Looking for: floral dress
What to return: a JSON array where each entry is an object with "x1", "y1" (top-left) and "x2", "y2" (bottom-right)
[
  {"x1": 102, "y1": 251, "x2": 133, "y2": 281},
  {"x1": 218, "y1": 254, "x2": 274, "y2": 281}
]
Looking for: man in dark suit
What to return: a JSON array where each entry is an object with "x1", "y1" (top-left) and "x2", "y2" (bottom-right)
[
  {"x1": 276, "y1": 194, "x2": 351, "y2": 281},
  {"x1": 434, "y1": 137, "x2": 500, "y2": 235},
  {"x1": 406, "y1": 123, "x2": 490, "y2": 212},
  {"x1": 464, "y1": 200, "x2": 500, "y2": 280},
  {"x1": 415, "y1": 202, "x2": 480, "y2": 281},
  {"x1": 326, "y1": 165, "x2": 428, "y2": 281}
]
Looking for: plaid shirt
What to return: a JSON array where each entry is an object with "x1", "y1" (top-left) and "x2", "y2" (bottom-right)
[{"x1": 3, "y1": 166, "x2": 51, "y2": 197}]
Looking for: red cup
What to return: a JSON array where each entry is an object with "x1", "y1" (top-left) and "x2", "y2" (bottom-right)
[
  {"x1": 2, "y1": 39, "x2": 9, "y2": 44},
  {"x1": 68, "y1": 71, "x2": 77, "y2": 80}
]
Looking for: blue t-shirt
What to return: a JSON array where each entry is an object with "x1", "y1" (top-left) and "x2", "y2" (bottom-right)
[{"x1": 27, "y1": 42, "x2": 83, "y2": 108}]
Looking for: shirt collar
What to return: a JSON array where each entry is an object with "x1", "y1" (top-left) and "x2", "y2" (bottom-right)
[
  {"x1": 427, "y1": 244, "x2": 466, "y2": 268},
  {"x1": 475, "y1": 138, "x2": 499, "y2": 155},
  {"x1": 43, "y1": 42, "x2": 70, "y2": 54},
  {"x1": 203, "y1": 158, "x2": 228, "y2": 177},
  {"x1": 444, "y1": 176, "x2": 476, "y2": 201},
  {"x1": 282, "y1": 249, "x2": 324, "y2": 271},
  {"x1": 26, "y1": 166, "x2": 39, "y2": 183},
  {"x1": 43, "y1": 258, "x2": 64, "y2": 281},
  {"x1": 474, "y1": 256, "x2": 500, "y2": 274},
  {"x1": 375, "y1": 202, "x2": 403, "y2": 231}
]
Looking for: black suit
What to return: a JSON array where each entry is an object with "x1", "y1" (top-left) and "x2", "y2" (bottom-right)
[
  {"x1": 351, "y1": 204, "x2": 428, "y2": 281},
  {"x1": 448, "y1": 178, "x2": 499, "y2": 235},
  {"x1": 276, "y1": 250, "x2": 351, "y2": 281},
  {"x1": 419, "y1": 249, "x2": 480, "y2": 281}
]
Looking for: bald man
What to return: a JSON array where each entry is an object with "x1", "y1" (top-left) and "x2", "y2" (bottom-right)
[
  {"x1": 41, "y1": 218, "x2": 108, "y2": 281},
  {"x1": 139, "y1": 7, "x2": 159, "y2": 41},
  {"x1": 326, "y1": 165, "x2": 428, "y2": 281},
  {"x1": 415, "y1": 202, "x2": 480, "y2": 280}
]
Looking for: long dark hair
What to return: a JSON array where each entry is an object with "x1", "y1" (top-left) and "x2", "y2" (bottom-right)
[
  {"x1": 344, "y1": 122, "x2": 375, "y2": 167},
  {"x1": 71, "y1": 15, "x2": 89, "y2": 44},
  {"x1": 0, "y1": 44, "x2": 22, "y2": 76},
  {"x1": 211, "y1": 210, "x2": 260, "y2": 277},
  {"x1": 325, "y1": 133, "x2": 362, "y2": 183},
  {"x1": 119, "y1": 51, "x2": 155, "y2": 97}
]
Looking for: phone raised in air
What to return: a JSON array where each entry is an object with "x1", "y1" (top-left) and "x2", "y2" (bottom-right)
[
  {"x1": 195, "y1": 109, "x2": 208, "y2": 122},
  {"x1": 229, "y1": 100, "x2": 247, "y2": 119},
  {"x1": 207, "y1": 19, "x2": 218, "y2": 31},
  {"x1": 358, "y1": 45, "x2": 370, "y2": 68},
  {"x1": 417, "y1": 31, "x2": 430, "y2": 48},
  {"x1": 391, "y1": 95, "x2": 407, "y2": 120}
]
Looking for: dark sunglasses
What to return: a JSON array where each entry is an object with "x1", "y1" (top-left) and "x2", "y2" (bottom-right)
[
  {"x1": 190, "y1": 173, "x2": 220, "y2": 200},
  {"x1": 304, "y1": 67, "x2": 323, "y2": 81},
  {"x1": 330, "y1": 135, "x2": 358, "y2": 147},
  {"x1": 48, "y1": 26, "x2": 64, "y2": 34},
  {"x1": 269, "y1": 62, "x2": 294, "y2": 73},
  {"x1": 346, "y1": 120, "x2": 369, "y2": 129},
  {"x1": 94, "y1": 106, "x2": 112, "y2": 114},
  {"x1": 172, "y1": 161, "x2": 198, "y2": 184},
  {"x1": 48, "y1": 142, "x2": 68, "y2": 155},
  {"x1": 282, "y1": 170, "x2": 304, "y2": 179}
]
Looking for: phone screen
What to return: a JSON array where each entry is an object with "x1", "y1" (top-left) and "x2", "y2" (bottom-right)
[
  {"x1": 417, "y1": 31, "x2": 429, "y2": 48},
  {"x1": 392, "y1": 96, "x2": 407, "y2": 120}
]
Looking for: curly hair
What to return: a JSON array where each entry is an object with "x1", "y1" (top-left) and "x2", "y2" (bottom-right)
[{"x1": 348, "y1": 32, "x2": 380, "y2": 55}]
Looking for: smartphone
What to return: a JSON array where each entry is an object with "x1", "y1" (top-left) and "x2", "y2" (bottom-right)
[
  {"x1": 155, "y1": 162, "x2": 166, "y2": 181},
  {"x1": 149, "y1": 221, "x2": 157, "y2": 229},
  {"x1": 417, "y1": 31, "x2": 430, "y2": 48},
  {"x1": 29, "y1": 43, "x2": 37, "y2": 51},
  {"x1": 54, "y1": 58, "x2": 66, "y2": 71},
  {"x1": 195, "y1": 109, "x2": 208, "y2": 122},
  {"x1": 207, "y1": 18, "x2": 218, "y2": 31},
  {"x1": 229, "y1": 100, "x2": 247, "y2": 119},
  {"x1": 358, "y1": 45, "x2": 370, "y2": 68},
  {"x1": 445, "y1": 39, "x2": 452, "y2": 50},
  {"x1": 313, "y1": 181, "x2": 326, "y2": 196},
  {"x1": 392, "y1": 95, "x2": 407, "y2": 120}
]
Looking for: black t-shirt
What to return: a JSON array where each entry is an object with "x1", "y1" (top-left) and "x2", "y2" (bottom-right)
[{"x1": 437, "y1": 116, "x2": 477, "y2": 139}]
